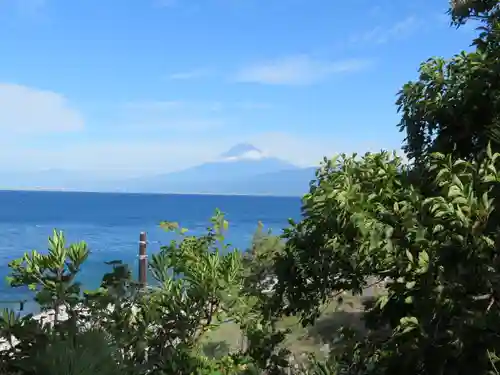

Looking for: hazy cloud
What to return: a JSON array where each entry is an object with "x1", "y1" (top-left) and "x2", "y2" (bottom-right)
[
  {"x1": 0, "y1": 83, "x2": 84, "y2": 134},
  {"x1": 167, "y1": 68, "x2": 212, "y2": 80},
  {"x1": 116, "y1": 98, "x2": 272, "y2": 135},
  {"x1": 119, "y1": 100, "x2": 228, "y2": 133},
  {"x1": 234, "y1": 55, "x2": 372, "y2": 85},
  {"x1": 0, "y1": 129, "x2": 404, "y2": 175},
  {"x1": 124, "y1": 100, "x2": 185, "y2": 110},
  {"x1": 121, "y1": 118, "x2": 226, "y2": 132},
  {"x1": 0, "y1": 140, "x2": 212, "y2": 175},
  {"x1": 124, "y1": 99, "x2": 272, "y2": 114},
  {"x1": 235, "y1": 101, "x2": 272, "y2": 110},
  {"x1": 351, "y1": 16, "x2": 420, "y2": 45},
  {"x1": 247, "y1": 131, "x2": 405, "y2": 168}
]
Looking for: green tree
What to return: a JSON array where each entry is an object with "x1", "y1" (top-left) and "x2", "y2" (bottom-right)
[
  {"x1": 21, "y1": 329, "x2": 121, "y2": 375},
  {"x1": 0, "y1": 211, "x2": 291, "y2": 375},
  {"x1": 142, "y1": 210, "x2": 289, "y2": 374},
  {"x1": 0, "y1": 231, "x2": 130, "y2": 375},
  {"x1": 272, "y1": 148, "x2": 500, "y2": 374},
  {"x1": 397, "y1": 0, "x2": 500, "y2": 164},
  {"x1": 7, "y1": 230, "x2": 89, "y2": 324},
  {"x1": 449, "y1": 0, "x2": 499, "y2": 23},
  {"x1": 242, "y1": 222, "x2": 284, "y2": 299}
]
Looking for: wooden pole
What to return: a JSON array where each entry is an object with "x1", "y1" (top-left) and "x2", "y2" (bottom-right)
[{"x1": 139, "y1": 232, "x2": 147, "y2": 288}]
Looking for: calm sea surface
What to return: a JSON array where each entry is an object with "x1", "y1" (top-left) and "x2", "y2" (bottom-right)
[{"x1": 0, "y1": 191, "x2": 301, "y2": 314}]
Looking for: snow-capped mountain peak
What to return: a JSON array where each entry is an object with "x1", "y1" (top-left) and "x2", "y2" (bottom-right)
[{"x1": 219, "y1": 143, "x2": 267, "y2": 162}]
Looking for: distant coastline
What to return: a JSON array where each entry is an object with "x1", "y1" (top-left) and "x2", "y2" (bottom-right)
[
  {"x1": 0, "y1": 145, "x2": 316, "y2": 198},
  {"x1": 0, "y1": 188, "x2": 302, "y2": 199}
]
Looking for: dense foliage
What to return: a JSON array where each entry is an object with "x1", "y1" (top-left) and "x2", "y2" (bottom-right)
[
  {"x1": 269, "y1": 1, "x2": 500, "y2": 374},
  {"x1": 273, "y1": 148, "x2": 500, "y2": 374},
  {"x1": 2, "y1": 0, "x2": 500, "y2": 374},
  {"x1": 0, "y1": 212, "x2": 292, "y2": 375},
  {"x1": 397, "y1": 0, "x2": 500, "y2": 164}
]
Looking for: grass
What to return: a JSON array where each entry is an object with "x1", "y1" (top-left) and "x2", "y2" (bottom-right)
[{"x1": 200, "y1": 292, "x2": 376, "y2": 360}]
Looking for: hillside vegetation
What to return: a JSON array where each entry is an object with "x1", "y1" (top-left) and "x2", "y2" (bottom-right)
[{"x1": 2, "y1": 1, "x2": 500, "y2": 374}]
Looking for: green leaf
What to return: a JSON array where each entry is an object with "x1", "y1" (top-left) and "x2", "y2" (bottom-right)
[
  {"x1": 406, "y1": 281, "x2": 416, "y2": 289},
  {"x1": 377, "y1": 295, "x2": 390, "y2": 310},
  {"x1": 160, "y1": 221, "x2": 180, "y2": 232},
  {"x1": 400, "y1": 316, "x2": 419, "y2": 326},
  {"x1": 406, "y1": 250, "x2": 414, "y2": 263},
  {"x1": 486, "y1": 142, "x2": 493, "y2": 159},
  {"x1": 418, "y1": 251, "x2": 429, "y2": 271}
]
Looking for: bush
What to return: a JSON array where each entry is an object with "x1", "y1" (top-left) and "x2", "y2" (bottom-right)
[
  {"x1": 272, "y1": 148, "x2": 500, "y2": 375},
  {"x1": 0, "y1": 210, "x2": 291, "y2": 375}
]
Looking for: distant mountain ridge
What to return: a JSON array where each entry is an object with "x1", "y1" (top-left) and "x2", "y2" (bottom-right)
[
  {"x1": 120, "y1": 143, "x2": 311, "y2": 195},
  {"x1": 0, "y1": 144, "x2": 318, "y2": 196}
]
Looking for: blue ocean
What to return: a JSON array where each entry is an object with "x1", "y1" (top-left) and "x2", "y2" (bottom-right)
[{"x1": 0, "y1": 191, "x2": 301, "y2": 314}]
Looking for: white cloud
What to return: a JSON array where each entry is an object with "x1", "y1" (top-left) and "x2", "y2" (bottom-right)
[
  {"x1": 0, "y1": 83, "x2": 84, "y2": 134},
  {"x1": 351, "y1": 16, "x2": 420, "y2": 45},
  {"x1": 0, "y1": 138, "x2": 229, "y2": 175},
  {"x1": 219, "y1": 150, "x2": 267, "y2": 162},
  {"x1": 234, "y1": 55, "x2": 372, "y2": 85},
  {"x1": 0, "y1": 85, "x2": 401, "y2": 175},
  {"x1": 0, "y1": 128, "x2": 405, "y2": 176}
]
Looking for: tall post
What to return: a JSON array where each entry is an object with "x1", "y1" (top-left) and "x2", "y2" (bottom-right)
[{"x1": 139, "y1": 232, "x2": 147, "y2": 288}]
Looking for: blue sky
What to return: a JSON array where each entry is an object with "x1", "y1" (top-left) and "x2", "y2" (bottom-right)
[{"x1": 0, "y1": 0, "x2": 477, "y2": 177}]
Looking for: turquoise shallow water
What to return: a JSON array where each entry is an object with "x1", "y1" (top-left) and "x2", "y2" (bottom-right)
[{"x1": 0, "y1": 190, "x2": 301, "y2": 314}]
